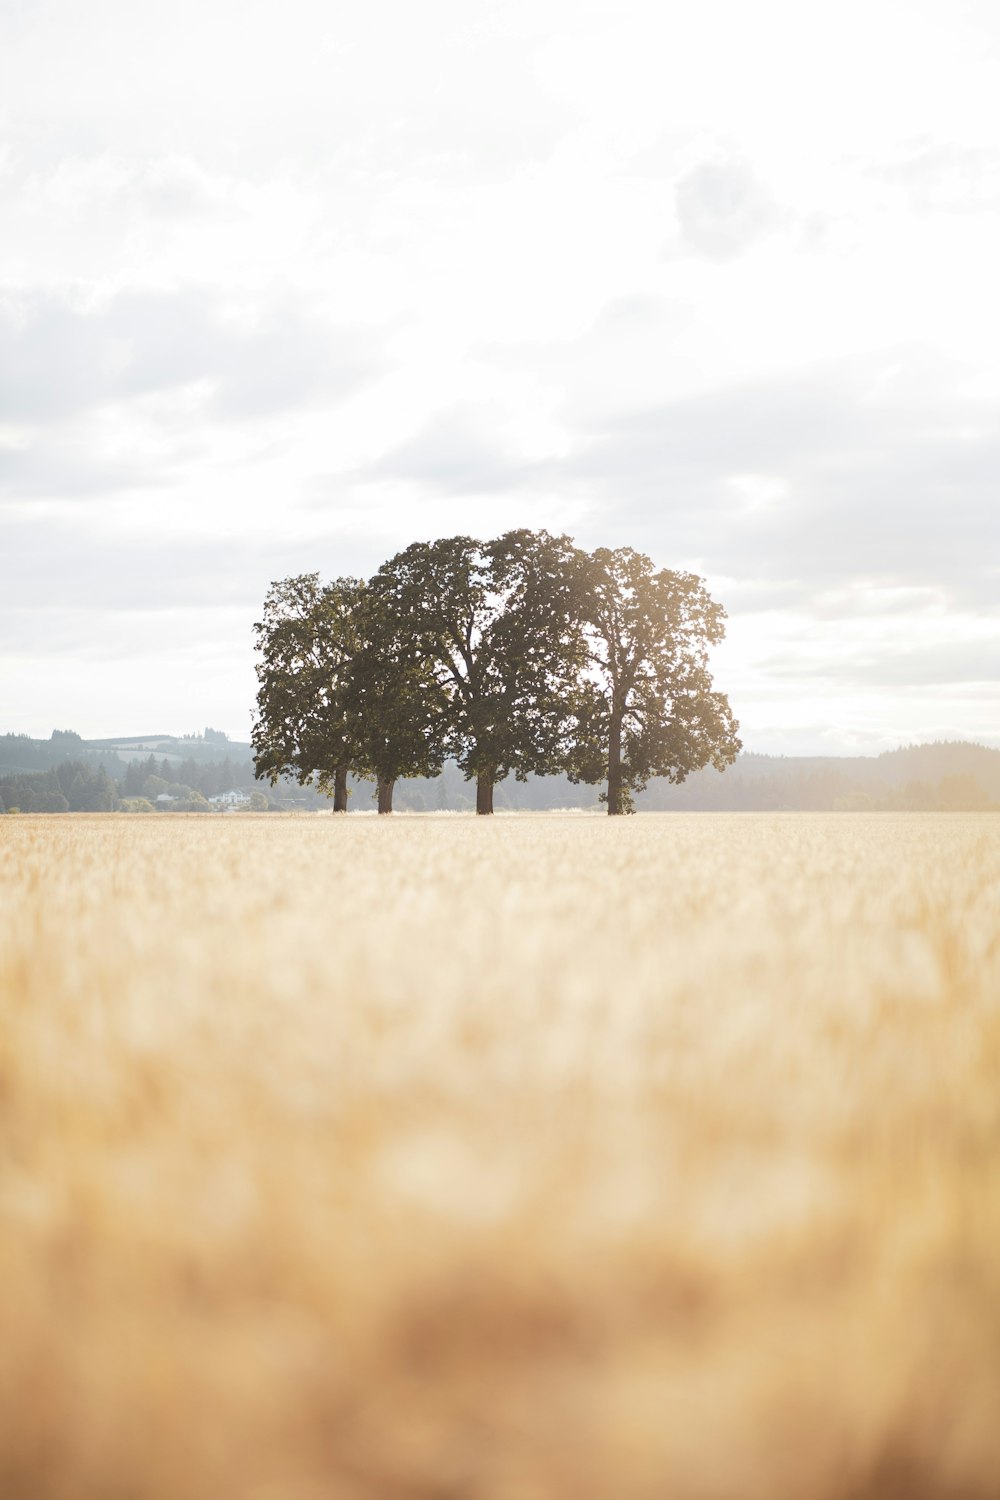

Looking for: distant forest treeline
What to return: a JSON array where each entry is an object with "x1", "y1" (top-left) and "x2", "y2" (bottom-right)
[{"x1": 2, "y1": 729, "x2": 999, "y2": 813}]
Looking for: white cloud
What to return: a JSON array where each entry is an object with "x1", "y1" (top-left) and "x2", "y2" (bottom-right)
[
  {"x1": 1, "y1": 0, "x2": 999, "y2": 748},
  {"x1": 673, "y1": 156, "x2": 782, "y2": 260},
  {"x1": 0, "y1": 287, "x2": 386, "y2": 424}
]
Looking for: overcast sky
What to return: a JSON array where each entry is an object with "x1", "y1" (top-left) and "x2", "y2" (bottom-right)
[{"x1": 2, "y1": 0, "x2": 998, "y2": 754}]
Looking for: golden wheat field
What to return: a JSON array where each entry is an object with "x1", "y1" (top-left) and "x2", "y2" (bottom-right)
[{"x1": 1, "y1": 811, "x2": 999, "y2": 1500}]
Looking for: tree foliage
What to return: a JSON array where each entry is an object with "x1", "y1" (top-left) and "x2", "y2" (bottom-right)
[
  {"x1": 250, "y1": 533, "x2": 740, "y2": 815},
  {"x1": 252, "y1": 574, "x2": 364, "y2": 809},
  {"x1": 252, "y1": 573, "x2": 449, "y2": 812},
  {"x1": 342, "y1": 586, "x2": 450, "y2": 808},
  {"x1": 369, "y1": 530, "x2": 585, "y2": 812},
  {"x1": 0, "y1": 760, "x2": 117, "y2": 813},
  {"x1": 567, "y1": 547, "x2": 742, "y2": 814}
]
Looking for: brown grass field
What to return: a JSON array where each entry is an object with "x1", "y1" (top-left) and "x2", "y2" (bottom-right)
[{"x1": 1, "y1": 811, "x2": 999, "y2": 1499}]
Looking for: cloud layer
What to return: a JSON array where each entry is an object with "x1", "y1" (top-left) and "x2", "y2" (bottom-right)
[{"x1": 2, "y1": 0, "x2": 999, "y2": 749}]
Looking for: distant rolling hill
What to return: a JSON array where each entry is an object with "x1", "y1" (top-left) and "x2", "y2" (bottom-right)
[
  {"x1": 0, "y1": 730, "x2": 252, "y2": 774},
  {"x1": 637, "y1": 741, "x2": 1000, "y2": 811},
  {"x1": 84, "y1": 733, "x2": 254, "y2": 766}
]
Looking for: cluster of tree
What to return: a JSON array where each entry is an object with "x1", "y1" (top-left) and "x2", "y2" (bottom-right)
[
  {"x1": 0, "y1": 741, "x2": 333, "y2": 814},
  {"x1": 873, "y1": 740, "x2": 1000, "y2": 798},
  {"x1": 0, "y1": 754, "x2": 264, "y2": 815},
  {"x1": 253, "y1": 531, "x2": 741, "y2": 815},
  {"x1": 120, "y1": 754, "x2": 252, "y2": 801},
  {"x1": 0, "y1": 761, "x2": 119, "y2": 813}
]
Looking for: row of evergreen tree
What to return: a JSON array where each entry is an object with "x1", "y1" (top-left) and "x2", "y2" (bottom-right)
[
  {"x1": 0, "y1": 756, "x2": 263, "y2": 814},
  {"x1": 0, "y1": 761, "x2": 121, "y2": 814},
  {"x1": 120, "y1": 754, "x2": 252, "y2": 800},
  {"x1": 253, "y1": 531, "x2": 741, "y2": 814}
]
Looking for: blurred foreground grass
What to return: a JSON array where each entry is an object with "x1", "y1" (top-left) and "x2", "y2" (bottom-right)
[{"x1": 1, "y1": 812, "x2": 999, "y2": 1499}]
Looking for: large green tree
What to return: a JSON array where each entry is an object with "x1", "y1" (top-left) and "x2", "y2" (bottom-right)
[
  {"x1": 252, "y1": 573, "x2": 449, "y2": 813},
  {"x1": 369, "y1": 530, "x2": 586, "y2": 814},
  {"x1": 567, "y1": 547, "x2": 741, "y2": 815},
  {"x1": 343, "y1": 586, "x2": 450, "y2": 812},
  {"x1": 252, "y1": 574, "x2": 363, "y2": 811}
]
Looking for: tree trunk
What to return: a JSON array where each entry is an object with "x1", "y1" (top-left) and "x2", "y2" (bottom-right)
[
  {"x1": 333, "y1": 765, "x2": 348, "y2": 813},
  {"x1": 377, "y1": 778, "x2": 395, "y2": 814},
  {"x1": 607, "y1": 713, "x2": 624, "y2": 816},
  {"x1": 476, "y1": 775, "x2": 494, "y2": 816}
]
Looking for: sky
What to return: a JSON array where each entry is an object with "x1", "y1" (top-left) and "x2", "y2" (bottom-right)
[{"x1": 1, "y1": 0, "x2": 998, "y2": 755}]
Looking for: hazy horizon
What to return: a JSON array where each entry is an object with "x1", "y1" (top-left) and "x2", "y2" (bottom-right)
[
  {"x1": 4, "y1": 721, "x2": 1000, "y2": 767},
  {"x1": 2, "y1": 0, "x2": 998, "y2": 755}
]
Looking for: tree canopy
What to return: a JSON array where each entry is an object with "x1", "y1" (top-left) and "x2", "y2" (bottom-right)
[
  {"x1": 252, "y1": 574, "x2": 364, "y2": 811},
  {"x1": 252, "y1": 572, "x2": 449, "y2": 813},
  {"x1": 252, "y1": 532, "x2": 740, "y2": 814},
  {"x1": 343, "y1": 585, "x2": 450, "y2": 811},
  {"x1": 369, "y1": 530, "x2": 585, "y2": 812},
  {"x1": 567, "y1": 547, "x2": 742, "y2": 814}
]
